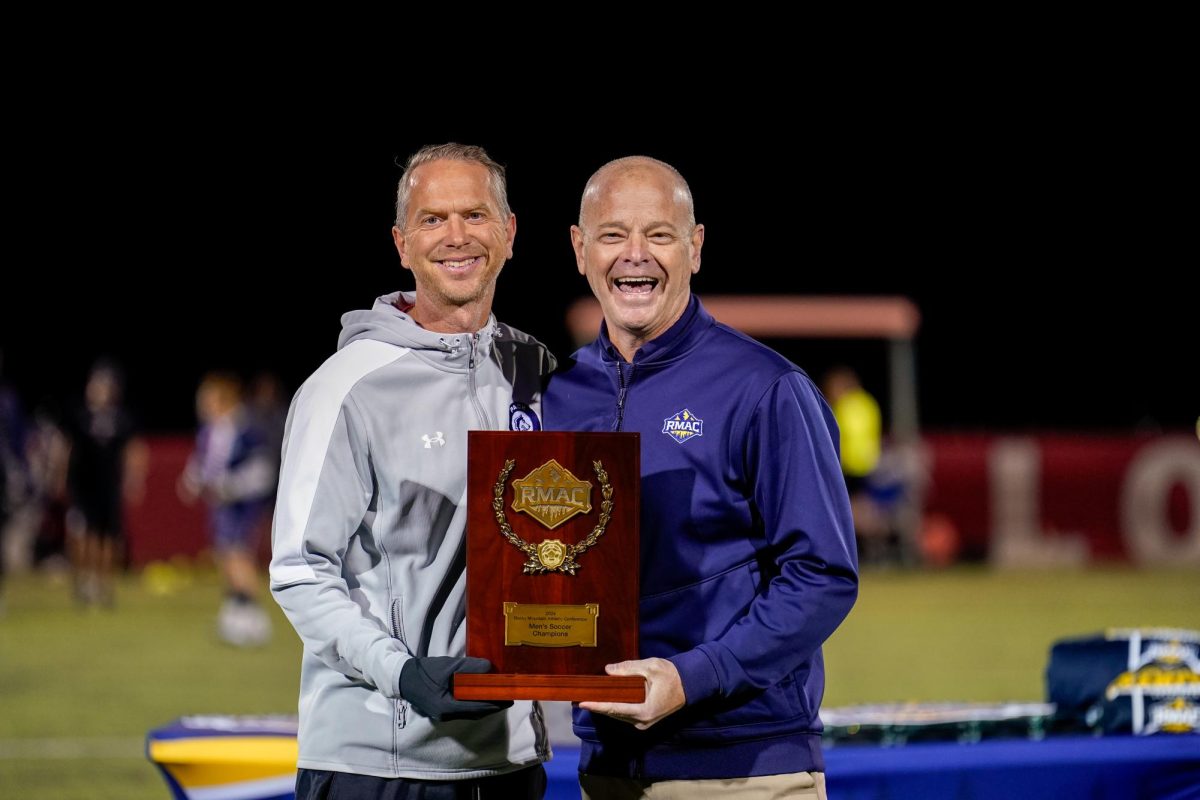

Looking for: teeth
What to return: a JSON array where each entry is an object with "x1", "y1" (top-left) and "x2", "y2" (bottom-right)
[
  {"x1": 615, "y1": 278, "x2": 656, "y2": 285},
  {"x1": 442, "y1": 258, "x2": 476, "y2": 268}
]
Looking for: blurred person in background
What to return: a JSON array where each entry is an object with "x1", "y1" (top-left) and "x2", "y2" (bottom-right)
[
  {"x1": 65, "y1": 359, "x2": 147, "y2": 607},
  {"x1": 28, "y1": 403, "x2": 72, "y2": 571},
  {"x1": 0, "y1": 350, "x2": 30, "y2": 607},
  {"x1": 821, "y1": 367, "x2": 882, "y2": 490},
  {"x1": 247, "y1": 372, "x2": 288, "y2": 559},
  {"x1": 248, "y1": 371, "x2": 288, "y2": 472},
  {"x1": 821, "y1": 366, "x2": 894, "y2": 564},
  {"x1": 178, "y1": 372, "x2": 276, "y2": 646}
]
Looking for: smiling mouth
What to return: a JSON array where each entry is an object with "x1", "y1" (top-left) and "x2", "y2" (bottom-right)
[
  {"x1": 614, "y1": 277, "x2": 658, "y2": 294},
  {"x1": 438, "y1": 256, "x2": 482, "y2": 271}
]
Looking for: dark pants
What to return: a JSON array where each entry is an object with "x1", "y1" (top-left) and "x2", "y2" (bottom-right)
[{"x1": 296, "y1": 764, "x2": 547, "y2": 800}]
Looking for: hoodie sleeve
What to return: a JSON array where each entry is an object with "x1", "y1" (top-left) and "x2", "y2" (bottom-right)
[
  {"x1": 269, "y1": 377, "x2": 409, "y2": 698},
  {"x1": 670, "y1": 371, "x2": 859, "y2": 703}
]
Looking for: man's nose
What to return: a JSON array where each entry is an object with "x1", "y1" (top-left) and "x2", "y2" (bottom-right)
[
  {"x1": 443, "y1": 215, "x2": 469, "y2": 246},
  {"x1": 621, "y1": 233, "x2": 651, "y2": 265}
]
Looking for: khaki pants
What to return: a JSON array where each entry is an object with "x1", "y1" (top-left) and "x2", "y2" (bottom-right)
[{"x1": 580, "y1": 771, "x2": 826, "y2": 800}]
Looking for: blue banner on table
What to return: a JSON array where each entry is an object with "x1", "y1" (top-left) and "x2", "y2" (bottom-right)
[{"x1": 146, "y1": 716, "x2": 298, "y2": 800}]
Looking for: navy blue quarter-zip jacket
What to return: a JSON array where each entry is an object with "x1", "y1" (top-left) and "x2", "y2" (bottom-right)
[{"x1": 544, "y1": 296, "x2": 858, "y2": 779}]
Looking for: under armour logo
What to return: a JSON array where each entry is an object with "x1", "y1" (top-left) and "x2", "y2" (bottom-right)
[{"x1": 421, "y1": 432, "x2": 446, "y2": 449}]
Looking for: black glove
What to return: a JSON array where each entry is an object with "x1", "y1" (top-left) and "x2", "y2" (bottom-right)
[{"x1": 399, "y1": 656, "x2": 514, "y2": 722}]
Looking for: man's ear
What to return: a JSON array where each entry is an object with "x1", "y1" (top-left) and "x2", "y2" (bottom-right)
[
  {"x1": 393, "y1": 226, "x2": 411, "y2": 271},
  {"x1": 571, "y1": 226, "x2": 586, "y2": 275},
  {"x1": 505, "y1": 212, "x2": 517, "y2": 260},
  {"x1": 690, "y1": 224, "x2": 705, "y2": 274}
]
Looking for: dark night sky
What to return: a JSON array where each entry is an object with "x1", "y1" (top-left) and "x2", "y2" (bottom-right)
[{"x1": 3, "y1": 99, "x2": 1193, "y2": 435}]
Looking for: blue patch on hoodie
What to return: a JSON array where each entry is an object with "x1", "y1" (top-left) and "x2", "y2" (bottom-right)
[{"x1": 509, "y1": 402, "x2": 541, "y2": 431}]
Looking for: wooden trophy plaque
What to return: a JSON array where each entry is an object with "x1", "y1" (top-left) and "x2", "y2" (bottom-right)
[{"x1": 454, "y1": 431, "x2": 644, "y2": 703}]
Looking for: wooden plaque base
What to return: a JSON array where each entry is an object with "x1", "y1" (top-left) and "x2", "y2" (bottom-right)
[{"x1": 454, "y1": 673, "x2": 645, "y2": 703}]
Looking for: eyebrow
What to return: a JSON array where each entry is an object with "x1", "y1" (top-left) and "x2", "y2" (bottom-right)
[
  {"x1": 595, "y1": 220, "x2": 678, "y2": 231},
  {"x1": 414, "y1": 203, "x2": 493, "y2": 218}
]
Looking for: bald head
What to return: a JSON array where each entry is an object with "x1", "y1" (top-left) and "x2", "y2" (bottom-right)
[
  {"x1": 570, "y1": 156, "x2": 705, "y2": 362},
  {"x1": 578, "y1": 156, "x2": 696, "y2": 232}
]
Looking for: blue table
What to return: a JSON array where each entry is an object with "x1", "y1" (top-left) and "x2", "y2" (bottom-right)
[
  {"x1": 824, "y1": 735, "x2": 1199, "y2": 799},
  {"x1": 547, "y1": 737, "x2": 1200, "y2": 800},
  {"x1": 146, "y1": 721, "x2": 1198, "y2": 800}
]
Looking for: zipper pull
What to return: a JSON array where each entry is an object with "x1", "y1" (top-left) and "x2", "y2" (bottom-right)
[{"x1": 614, "y1": 362, "x2": 631, "y2": 432}]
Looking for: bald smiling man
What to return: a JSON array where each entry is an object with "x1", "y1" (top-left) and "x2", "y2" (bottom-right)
[{"x1": 544, "y1": 157, "x2": 859, "y2": 800}]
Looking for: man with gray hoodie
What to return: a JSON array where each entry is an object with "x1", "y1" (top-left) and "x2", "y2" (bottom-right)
[{"x1": 270, "y1": 144, "x2": 555, "y2": 799}]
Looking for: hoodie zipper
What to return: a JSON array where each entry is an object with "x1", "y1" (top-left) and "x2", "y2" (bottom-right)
[
  {"x1": 614, "y1": 361, "x2": 633, "y2": 432},
  {"x1": 391, "y1": 598, "x2": 408, "y2": 730},
  {"x1": 468, "y1": 333, "x2": 493, "y2": 428}
]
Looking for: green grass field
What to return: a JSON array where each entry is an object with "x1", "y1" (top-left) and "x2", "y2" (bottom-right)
[{"x1": 1, "y1": 566, "x2": 1197, "y2": 799}]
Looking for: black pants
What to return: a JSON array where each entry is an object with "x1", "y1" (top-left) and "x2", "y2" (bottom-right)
[{"x1": 296, "y1": 764, "x2": 547, "y2": 800}]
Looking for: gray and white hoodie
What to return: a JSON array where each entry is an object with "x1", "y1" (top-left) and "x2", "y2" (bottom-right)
[{"x1": 270, "y1": 291, "x2": 554, "y2": 779}]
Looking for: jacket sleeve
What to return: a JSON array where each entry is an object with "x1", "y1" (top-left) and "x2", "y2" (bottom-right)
[
  {"x1": 670, "y1": 371, "x2": 859, "y2": 702},
  {"x1": 269, "y1": 384, "x2": 409, "y2": 698}
]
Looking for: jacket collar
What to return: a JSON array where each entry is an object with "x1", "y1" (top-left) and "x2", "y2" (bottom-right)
[{"x1": 596, "y1": 294, "x2": 713, "y2": 366}]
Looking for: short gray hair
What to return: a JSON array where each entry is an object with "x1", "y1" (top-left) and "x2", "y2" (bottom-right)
[{"x1": 395, "y1": 143, "x2": 510, "y2": 227}]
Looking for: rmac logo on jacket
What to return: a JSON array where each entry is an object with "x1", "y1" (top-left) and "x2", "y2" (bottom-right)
[{"x1": 662, "y1": 409, "x2": 703, "y2": 444}]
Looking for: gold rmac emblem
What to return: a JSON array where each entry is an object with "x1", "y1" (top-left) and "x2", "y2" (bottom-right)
[
  {"x1": 511, "y1": 459, "x2": 592, "y2": 529},
  {"x1": 493, "y1": 458, "x2": 613, "y2": 575}
]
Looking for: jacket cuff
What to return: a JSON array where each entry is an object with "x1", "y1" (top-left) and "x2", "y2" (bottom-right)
[
  {"x1": 381, "y1": 650, "x2": 412, "y2": 699},
  {"x1": 669, "y1": 647, "x2": 722, "y2": 705}
]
